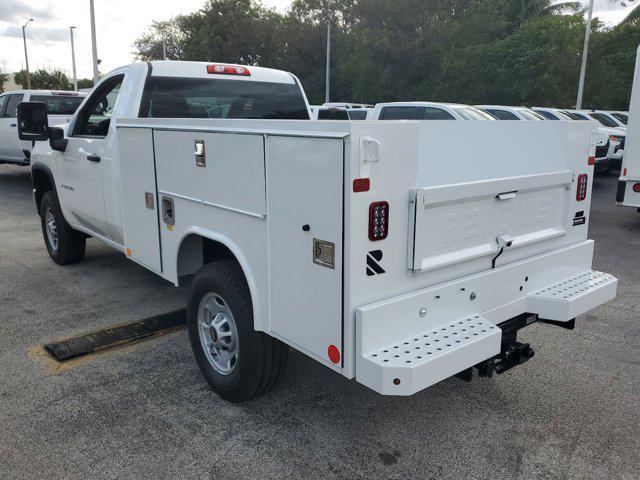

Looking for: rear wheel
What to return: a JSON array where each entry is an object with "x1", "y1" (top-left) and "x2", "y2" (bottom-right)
[
  {"x1": 187, "y1": 260, "x2": 288, "y2": 402},
  {"x1": 40, "y1": 191, "x2": 86, "y2": 265}
]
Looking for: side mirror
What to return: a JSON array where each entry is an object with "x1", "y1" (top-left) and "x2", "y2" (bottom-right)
[
  {"x1": 49, "y1": 127, "x2": 67, "y2": 152},
  {"x1": 17, "y1": 102, "x2": 49, "y2": 141}
]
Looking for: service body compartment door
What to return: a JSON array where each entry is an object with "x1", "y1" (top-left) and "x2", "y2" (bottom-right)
[
  {"x1": 266, "y1": 136, "x2": 344, "y2": 368},
  {"x1": 119, "y1": 127, "x2": 162, "y2": 273},
  {"x1": 408, "y1": 171, "x2": 573, "y2": 273}
]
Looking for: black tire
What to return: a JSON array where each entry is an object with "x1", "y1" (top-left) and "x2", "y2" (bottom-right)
[
  {"x1": 40, "y1": 191, "x2": 86, "y2": 265},
  {"x1": 187, "y1": 260, "x2": 288, "y2": 402}
]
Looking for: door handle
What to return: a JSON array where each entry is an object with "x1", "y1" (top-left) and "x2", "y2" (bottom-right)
[
  {"x1": 87, "y1": 155, "x2": 101, "y2": 163},
  {"x1": 9, "y1": 123, "x2": 16, "y2": 127}
]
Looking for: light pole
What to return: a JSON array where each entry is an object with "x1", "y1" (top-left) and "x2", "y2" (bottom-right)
[
  {"x1": 22, "y1": 18, "x2": 33, "y2": 89},
  {"x1": 70, "y1": 26, "x2": 78, "y2": 91},
  {"x1": 576, "y1": 0, "x2": 595, "y2": 109},
  {"x1": 89, "y1": 0, "x2": 99, "y2": 84},
  {"x1": 325, "y1": 22, "x2": 331, "y2": 104}
]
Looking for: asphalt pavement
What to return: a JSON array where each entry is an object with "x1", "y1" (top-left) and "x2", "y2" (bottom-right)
[{"x1": 0, "y1": 164, "x2": 638, "y2": 479}]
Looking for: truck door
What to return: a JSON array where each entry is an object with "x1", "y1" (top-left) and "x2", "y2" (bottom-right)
[
  {"x1": 0, "y1": 93, "x2": 25, "y2": 162},
  {"x1": 58, "y1": 74, "x2": 124, "y2": 240},
  {"x1": 266, "y1": 136, "x2": 344, "y2": 368}
]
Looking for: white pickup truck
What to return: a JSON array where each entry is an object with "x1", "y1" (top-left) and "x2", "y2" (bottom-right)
[
  {"x1": 18, "y1": 61, "x2": 616, "y2": 402},
  {"x1": 0, "y1": 90, "x2": 85, "y2": 165}
]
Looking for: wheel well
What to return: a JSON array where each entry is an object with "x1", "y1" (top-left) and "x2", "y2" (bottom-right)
[
  {"x1": 32, "y1": 167, "x2": 55, "y2": 214},
  {"x1": 177, "y1": 235, "x2": 237, "y2": 282}
]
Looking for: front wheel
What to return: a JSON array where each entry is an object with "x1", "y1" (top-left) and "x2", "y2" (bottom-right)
[
  {"x1": 187, "y1": 260, "x2": 288, "y2": 402},
  {"x1": 40, "y1": 191, "x2": 86, "y2": 265}
]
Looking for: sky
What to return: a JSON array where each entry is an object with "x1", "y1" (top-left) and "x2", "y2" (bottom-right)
[{"x1": 0, "y1": 0, "x2": 636, "y2": 80}]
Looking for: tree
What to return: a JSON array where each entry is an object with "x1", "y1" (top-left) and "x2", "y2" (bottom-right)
[
  {"x1": 132, "y1": 0, "x2": 640, "y2": 109},
  {"x1": 15, "y1": 69, "x2": 71, "y2": 90},
  {"x1": 77, "y1": 79, "x2": 94, "y2": 90},
  {"x1": 0, "y1": 72, "x2": 7, "y2": 94},
  {"x1": 134, "y1": 19, "x2": 185, "y2": 61}
]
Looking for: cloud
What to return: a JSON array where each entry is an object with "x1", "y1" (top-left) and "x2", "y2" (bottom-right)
[
  {"x1": 0, "y1": 0, "x2": 58, "y2": 23},
  {"x1": 0, "y1": 25, "x2": 69, "y2": 43}
]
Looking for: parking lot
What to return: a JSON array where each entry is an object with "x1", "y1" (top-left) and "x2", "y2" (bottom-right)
[{"x1": 0, "y1": 164, "x2": 638, "y2": 479}]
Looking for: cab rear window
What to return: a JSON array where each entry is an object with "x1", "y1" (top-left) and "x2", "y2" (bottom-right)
[
  {"x1": 139, "y1": 76, "x2": 309, "y2": 120},
  {"x1": 30, "y1": 95, "x2": 84, "y2": 115}
]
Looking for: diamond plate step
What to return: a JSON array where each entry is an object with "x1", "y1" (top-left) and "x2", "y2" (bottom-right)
[
  {"x1": 356, "y1": 314, "x2": 501, "y2": 395},
  {"x1": 527, "y1": 270, "x2": 617, "y2": 321}
]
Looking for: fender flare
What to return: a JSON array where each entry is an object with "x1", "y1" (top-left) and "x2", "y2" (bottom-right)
[
  {"x1": 30, "y1": 162, "x2": 58, "y2": 213},
  {"x1": 176, "y1": 227, "x2": 266, "y2": 332}
]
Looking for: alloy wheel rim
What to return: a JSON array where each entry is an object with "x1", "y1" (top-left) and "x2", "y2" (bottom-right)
[
  {"x1": 197, "y1": 292, "x2": 239, "y2": 375},
  {"x1": 45, "y1": 208, "x2": 58, "y2": 252}
]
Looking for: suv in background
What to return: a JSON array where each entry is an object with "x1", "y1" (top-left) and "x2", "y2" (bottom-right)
[
  {"x1": 476, "y1": 105, "x2": 546, "y2": 120},
  {"x1": 564, "y1": 109, "x2": 625, "y2": 171},
  {"x1": 0, "y1": 90, "x2": 86, "y2": 165}
]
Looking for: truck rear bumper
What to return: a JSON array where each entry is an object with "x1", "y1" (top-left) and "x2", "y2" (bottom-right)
[{"x1": 354, "y1": 242, "x2": 617, "y2": 395}]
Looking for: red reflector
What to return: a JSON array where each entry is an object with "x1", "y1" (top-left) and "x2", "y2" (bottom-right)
[
  {"x1": 369, "y1": 201, "x2": 389, "y2": 241},
  {"x1": 353, "y1": 178, "x2": 370, "y2": 192},
  {"x1": 588, "y1": 156, "x2": 595, "y2": 166},
  {"x1": 328, "y1": 345, "x2": 340, "y2": 364},
  {"x1": 576, "y1": 174, "x2": 588, "y2": 201},
  {"x1": 207, "y1": 64, "x2": 250, "y2": 76},
  {"x1": 624, "y1": 168, "x2": 628, "y2": 176},
  {"x1": 633, "y1": 183, "x2": 640, "y2": 193}
]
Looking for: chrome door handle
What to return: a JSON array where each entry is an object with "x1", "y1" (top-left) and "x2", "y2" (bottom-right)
[
  {"x1": 87, "y1": 155, "x2": 101, "y2": 162},
  {"x1": 9, "y1": 123, "x2": 16, "y2": 127}
]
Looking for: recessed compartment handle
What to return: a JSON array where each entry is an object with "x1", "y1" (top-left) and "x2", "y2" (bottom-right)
[
  {"x1": 496, "y1": 191, "x2": 517, "y2": 200},
  {"x1": 161, "y1": 196, "x2": 175, "y2": 226}
]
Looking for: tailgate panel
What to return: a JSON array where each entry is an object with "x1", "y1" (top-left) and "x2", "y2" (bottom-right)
[{"x1": 408, "y1": 171, "x2": 572, "y2": 272}]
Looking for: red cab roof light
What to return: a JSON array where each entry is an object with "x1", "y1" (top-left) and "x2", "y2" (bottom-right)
[{"x1": 207, "y1": 64, "x2": 251, "y2": 76}]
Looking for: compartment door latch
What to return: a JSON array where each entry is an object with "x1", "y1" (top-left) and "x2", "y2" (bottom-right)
[{"x1": 194, "y1": 139, "x2": 206, "y2": 167}]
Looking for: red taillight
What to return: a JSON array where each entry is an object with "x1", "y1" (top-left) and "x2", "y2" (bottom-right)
[
  {"x1": 206, "y1": 64, "x2": 251, "y2": 76},
  {"x1": 588, "y1": 156, "x2": 595, "y2": 166},
  {"x1": 633, "y1": 183, "x2": 640, "y2": 193},
  {"x1": 369, "y1": 201, "x2": 389, "y2": 241},
  {"x1": 576, "y1": 174, "x2": 588, "y2": 201},
  {"x1": 353, "y1": 178, "x2": 370, "y2": 192}
]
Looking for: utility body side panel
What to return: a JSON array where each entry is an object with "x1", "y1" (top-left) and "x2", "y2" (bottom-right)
[
  {"x1": 266, "y1": 136, "x2": 344, "y2": 369},
  {"x1": 118, "y1": 127, "x2": 162, "y2": 273}
]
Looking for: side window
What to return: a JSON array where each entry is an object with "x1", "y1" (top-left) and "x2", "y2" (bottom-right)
[
  {"x1": 422, "y1": 107, "x2": 455, "y2": 120},
  {"x1": 4, "y1": 94, "x2": 24, "y2": 118},
  {"x1": 485, "y1": 109, "x2": 519, "y2": 120},
  {"x1": 536, "y1": 110, "x2": 559, "y2": 120},
  {"x1": 73, "y1": 75, "x2": 124, "y2": 137},
  {"x1": 379, "y1": 106, "x2": 424, "y2": 120},
  {"x1": 0, "y1": 95, "x2": 7, "y2": 116}
]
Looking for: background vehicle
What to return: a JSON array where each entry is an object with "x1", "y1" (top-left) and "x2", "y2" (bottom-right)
[
  {"x1": 313, "y1": 106, "x2": 349, "y2": 120},
  {"x1": 605, "y1": 111, "x2": 628, "y2": 126},
  {"x1": 322, "y1": 102, "x2": 372, "y2": 109},
  {"x1": 346, "y1": 108, "x2": 371, "y2": 120},
  {"x1": 0, "y1": 90, "x2": 86, "y2": 165},
  {"x1": 19, "y1": 61, "x2": 615, "y2": 403},
  {"x1": 532, "y1": 107, "x2": 610, "y2": 171},
  {"x1": 476, "y1": 105, "x2": 546, "y2": 120},
  {"x1": 565, "y1": 109, "x2": 626, "y2": 170},
  {"x1": 581, "y1": 110, "x2": 627, "y2": 130},
  {"x1": 368, "y1": 102, "x2": 495, "y2": 120}
]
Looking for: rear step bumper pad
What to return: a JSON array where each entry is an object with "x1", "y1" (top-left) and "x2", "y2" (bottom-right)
[
  {"x1": 527, "y1": 270, "x2": 617, "y2": 322},
  {"x1": 355, "y1": 270, "x2": 616, "y2": 396},
  {"x1": 356, "y1": 314, "x2": 501, "y2": 395}
]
